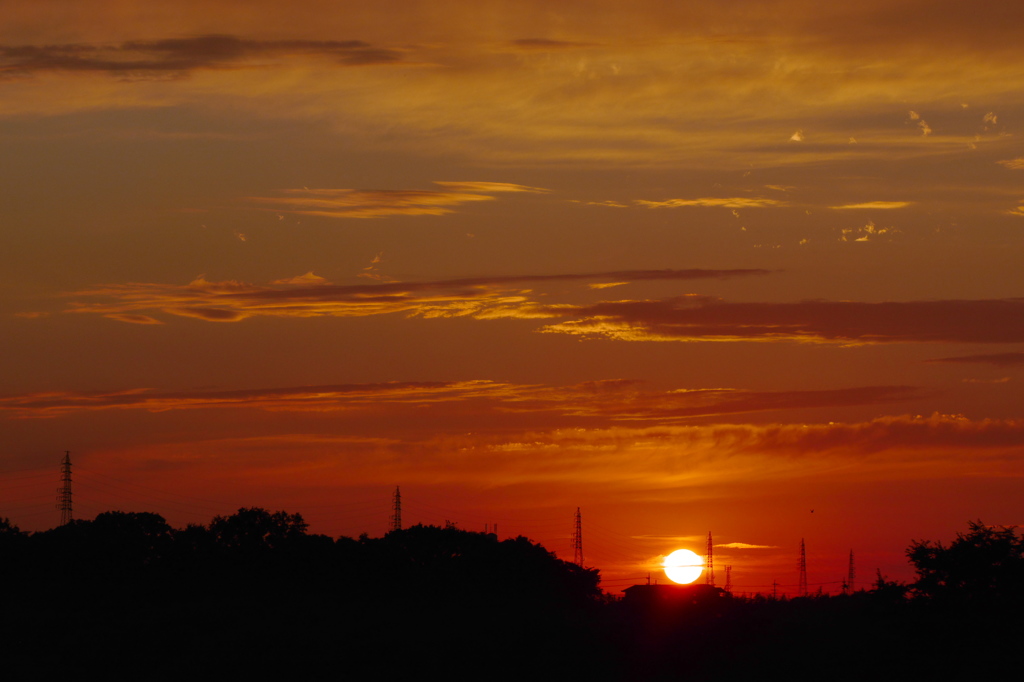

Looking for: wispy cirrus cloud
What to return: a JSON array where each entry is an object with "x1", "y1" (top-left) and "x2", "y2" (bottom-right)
[
  {"x1": 717, "y1": 543, "x2": 778, "y2": 549},
  {"x1": 830, "y1": 201, "x2": 914, "y2": 210},
  {"x1": 0, "y1": 379, "x2": 915, "y2": 421},
  {"x1": 464, "y1": 414, "x2": 1024, "y2": 484},
  {"x1": 635, "y1": 197, "x2": 787, "y2": 209},
  {"x1": 0, "y1": 35, "x2": 403, "y2": 77},
  {"x1": 69, "y1": 412, "x2": 1024, "y2": 495},
  {"x1": 0, "y1": 381, "x2": 517, "y2": 418},
  {"x1": 64, "y1": 268, "x2": 769, "y2": 324},
  {"x1": 248, "y1": 181, "x2": 548, "y2": 219},
  {"x1": 926, "y1": 352, "x2": 1024, "y2": 367},
  {"x1": 539, "y1": 297, "x2": 1024, "y2": 344},
  {"x1": 65, "y1": 272, "x2": 1024, "y2": 347},
  {"x1": 509, "y1": 39, "x2": 597, "y2": 50}
]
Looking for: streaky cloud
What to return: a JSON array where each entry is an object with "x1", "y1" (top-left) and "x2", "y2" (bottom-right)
[
  {"x1": 77, "y1": 413, "x2": 1024, "y2": 493},
  {"x1": 433, "y1": 181, "x2": 549, "y2": 193},
  {"x1": 636, "y1": 197, "x2": 787, "y2": 209},
  {"x1": 0, "y1": 35, "x2": 404, "y2": 77},
  {"x1": 540, "y1": 297, "x2": 1024, "y2": 344},
  {"x1": 830, "y1": 201, "x2": 914, "y2": 210},
  {"x1": 0, "y1": 379, "x2": 915, "y2": 421},
  {"x1": 510, "y1": 39, "x2": 597, "y2": 50},
  {"x1": 249, "y1": 181, "x2": 549, "y2": 219},
  {"x1": 103, "y1": 313, "x2": 164, "y2": 325},
  {"x1": 717, "y1": 543, "x2": 778, "y2": 549},
  {"x1": 926, "y1": 352, "x2": 1024, "y2": 367},
  {"x1": 65, "y1": 269, "x2": 771, "y2": 324}
]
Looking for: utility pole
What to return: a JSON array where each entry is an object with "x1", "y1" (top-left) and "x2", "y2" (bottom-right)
[
  {"x1": 571, "y1": 507, "x2": 583, "y2": 566},
  {"x1": 389, "y1": 486, "x2": 402, "y2": 532},
  {"x1": 56, "y1": 451, "x2": 73, "y2": 526},
  {"x1": 798, "y1": 538, "x2": 808, "y2": 597},
  {"x1": 705, "y1": 531, "x2": 715, "y2": 586}
]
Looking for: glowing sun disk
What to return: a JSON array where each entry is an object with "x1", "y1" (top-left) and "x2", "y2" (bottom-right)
[{"x1": 663, "y1": 548, "x2": 704, "y2": 585}]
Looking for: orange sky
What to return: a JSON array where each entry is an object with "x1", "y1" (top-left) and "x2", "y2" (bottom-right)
[{"x1": 3, "y1": 0, "x2": 1024, "y2": 595}]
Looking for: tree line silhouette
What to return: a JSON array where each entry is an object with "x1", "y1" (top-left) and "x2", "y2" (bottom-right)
[{"x1": 1, "y1": 511, "x2": 1022, "y2": 679}]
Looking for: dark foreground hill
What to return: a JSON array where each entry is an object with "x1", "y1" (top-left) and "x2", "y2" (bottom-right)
[
  {"x1": 2, "y1": 512, "x2": 1023, "y2": 680},
  {"x1": 1, "y1": 511, "x2": 611, "y2": 679}
]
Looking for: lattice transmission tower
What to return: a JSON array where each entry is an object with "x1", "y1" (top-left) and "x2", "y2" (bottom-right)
[
  {"x1": 705, "y1": 531, "x2": 715, "y2": 586},
  {"x1": 56, "y1": 451, "x2": 73, "y2": 526},
  {"x1": 725, "y1": 565, "x2": 732, "y2": 592},
  {"x1": 847, "y1": 549, "x2": 856, "y2": 593},
  {"x1": 571, "y1": 507, "x2": 583, "y2": 566},
  {"x1": 798, "y1": 538, "x2": 808, "y2": 596},
  {"x1": 389, "y1": 486, "x2": 402, "y2": 532}
]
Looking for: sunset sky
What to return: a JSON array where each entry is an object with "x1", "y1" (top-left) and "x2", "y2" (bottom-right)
[{"x1": 3, "y1": 0, "x2": 1024, "y2": 594}]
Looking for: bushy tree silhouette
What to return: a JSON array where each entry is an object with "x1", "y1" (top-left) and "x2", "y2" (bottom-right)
[
  {"x1": 908, "y1": 520, "x2": 1024, "y2": 604},
  {"x1": 208, "y1": 507, "x2": 308, "y2": 552},
  {"x1": 0, "y1": 517, "x2": 28, "y2": 577}
]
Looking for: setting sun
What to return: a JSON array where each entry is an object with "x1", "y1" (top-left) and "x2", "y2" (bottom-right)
[{"x1": 663, "y1": 549, "x2": 704, "y2": 585}]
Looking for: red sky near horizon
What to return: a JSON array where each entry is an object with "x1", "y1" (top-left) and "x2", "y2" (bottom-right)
[{"x1": 3, "y1": 0, "x2": 1024, "y2": 595}]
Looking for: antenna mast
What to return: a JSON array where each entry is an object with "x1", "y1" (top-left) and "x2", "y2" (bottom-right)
[
  {"x1": 56, "y1": 451, "x2": 73, "y2": 526},
  {"x1": 798, "y1": 538, "x2": 808, "y2": 596},
  {"x1": 389, "y1": 486, "x2": 402, "y2": 532},
  {"x1": 571, "y1": 507, "x2": 583, "y2": 566},
  {"x1": 705, "y1": 531, "x2": 715, "y2": 586}
]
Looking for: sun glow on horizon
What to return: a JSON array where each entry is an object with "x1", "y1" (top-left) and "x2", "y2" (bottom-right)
[{"x1": 663, "y1": 549, "x2": 704, "y2": 585}]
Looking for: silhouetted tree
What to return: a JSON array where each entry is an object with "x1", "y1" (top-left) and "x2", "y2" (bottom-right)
[
  {"x1": 864, "y1": 567, "x2": 906, "y2": 599},
  {"x1": 208, "y1": 507, "x2": 308, "y2": 552},
  {"x1": 0, "y1": 517, "x2": 23, "y2": 536},
  {"x1": 908, "y1": 520, "x2": 1024, "y2": 604},
  {"x1": 0, "y1": 517, "x2": 28, "y2": 576}
]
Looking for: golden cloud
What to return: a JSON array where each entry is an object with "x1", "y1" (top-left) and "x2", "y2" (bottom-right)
[
  {"x1": 248, "y1": 181, "x2": 548, "y2": 219},
  {"x1": 925, "y1": 352, "x2": 1024, "y2": 367},
  {"x1": 4, "y1": 6, "x2": 1019, "y2": 168},
  {"x1": 65, "y1": 271, "x2": 1024, "y2": 347},
  {"x1": 635, "y1": 197, "x2": 787, "y2": 209},
  {"x1": 0, "y1": 379, "x2": 914, "y2": 421},
  {"x1": 0, "y1": 35, "x2": 404, "y2": 76},
  {"x1": 540, "y1": 297, "x2": 1024, "y2": 344},
  {"x1": 829, "y1": 201, "x2": 914, "y2": 210},
  {"x1": 64, "y1": 268, "x2": 769, "y2": 324},
  {"x1": 84, "y1": 413, "x2": 1024, "y2": 496},
  {"x1": 432, "y1": 181, "x2": 549, "y2": 193},
  {"x1": 717, "y1": 543, "x2": 778, "y2": 549}
]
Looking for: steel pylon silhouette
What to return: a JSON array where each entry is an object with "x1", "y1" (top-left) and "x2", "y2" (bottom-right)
[
  {"x1": 798, "y1": 538, "x2": 808, "y2": 596},
  {"x1": 571, "y1": 507, "x2": 583, "y2": 566},
  {"x1": 56, "y1": 451, "x2": 72, "y2": 526},
  {"x1": 389, "y1": 486, "x2": 402, "y2": 532},
  {"x1": 705, "y1": 531, "x2": 715, "y2": 586}
]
